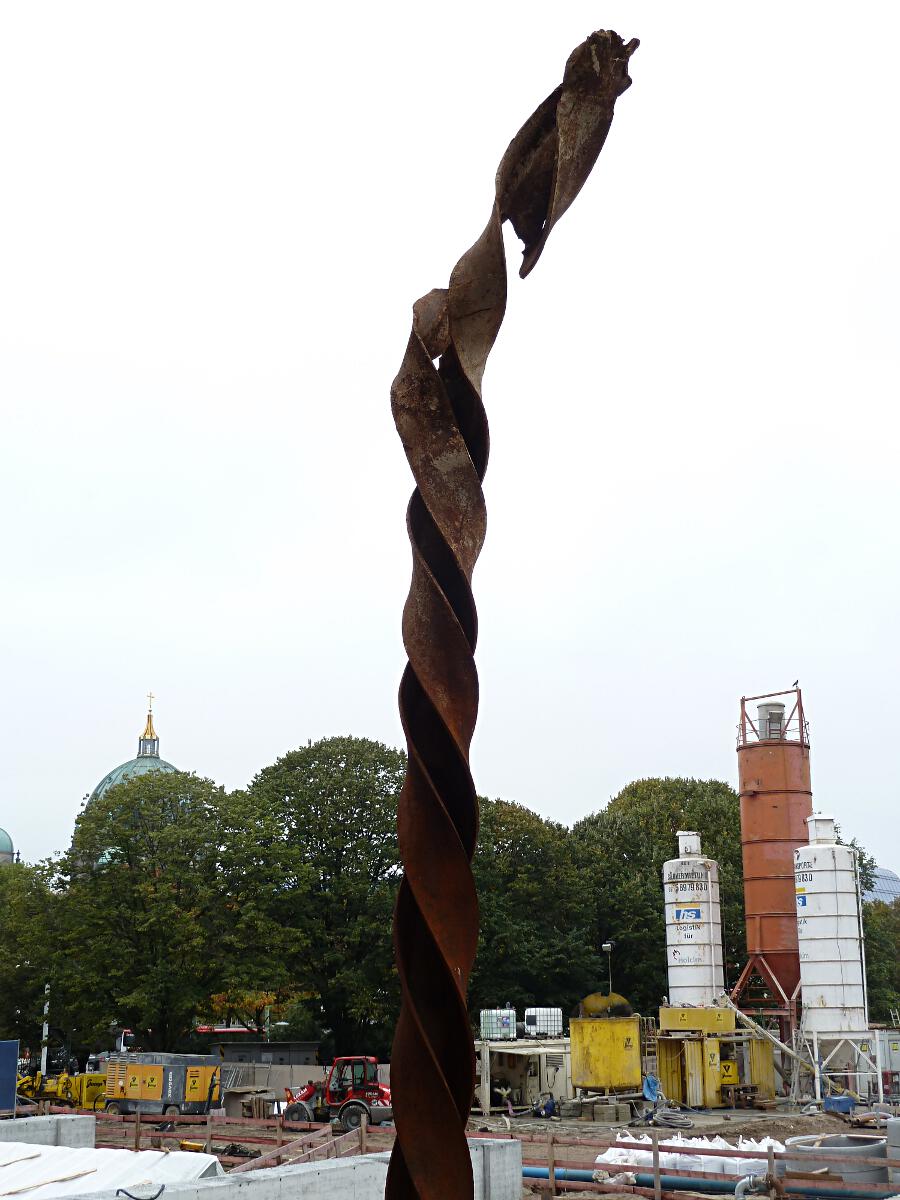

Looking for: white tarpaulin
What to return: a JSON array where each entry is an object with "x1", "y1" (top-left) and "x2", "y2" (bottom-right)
[{"x1": 0, "y1": 1141, "x2": 223, "y2": 1197}]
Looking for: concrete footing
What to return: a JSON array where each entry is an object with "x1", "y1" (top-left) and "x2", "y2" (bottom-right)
[
  {"x1": 0, "y1": 1114, "x2": 96, "y2": 1147},
  {"x1": 372, "y1": 1138, "x2": 523, "y2": 1200},
  {"x1": 82, "y1": 1136, "x2": 522, "y2": 1200}
]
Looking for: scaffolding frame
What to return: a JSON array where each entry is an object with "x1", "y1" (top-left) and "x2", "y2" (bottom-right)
[{"x1": 804, "y1": 1029, "x2": 885, "y2": 1104}]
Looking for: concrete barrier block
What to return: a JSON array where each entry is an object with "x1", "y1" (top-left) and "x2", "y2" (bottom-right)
[
  {"x1": 473, "y1": 1137, "x2": 522, "y2": 1200},
  {"x1": 0, "y1": 1115, "x2": 95, "y2": 1148},
  {"x1": 56, "y1": 1115, "x2": 96, "y2": 1147}
]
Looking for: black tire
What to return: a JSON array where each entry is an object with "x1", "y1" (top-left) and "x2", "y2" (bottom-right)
[
  {"x1": 284, "y1": 1101, "x2": 313, "y2": 1123},
  {"x1": 164, "y1": 1105, "x2": 181, "y2": 1116},
  {"x1": 340, "y1": 1102, "x2": 367, "y2": 1132},
  {"x1": 104, "y1": 1101, "x2": 121, "y2": 1114}
]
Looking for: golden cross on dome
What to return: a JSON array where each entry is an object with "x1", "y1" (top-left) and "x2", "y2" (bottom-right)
[{"x1": 147, "y1": 690, "x2": 155, "y2": 712}]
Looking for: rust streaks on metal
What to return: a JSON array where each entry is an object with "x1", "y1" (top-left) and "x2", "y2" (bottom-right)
[{"x1": 388, "y1": 31, "x2": 637, "y2": 1200}]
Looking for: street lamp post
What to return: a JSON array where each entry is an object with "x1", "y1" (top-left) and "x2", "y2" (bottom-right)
[
  {"x1": 39, "y1": 983, "x2": 50, "y2": 1077},
  {"x1": 601, "y1": 941, "x2": 615, "y2": 996}
]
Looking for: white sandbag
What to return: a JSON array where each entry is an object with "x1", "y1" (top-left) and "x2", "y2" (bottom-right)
[
  {"x1": 595, "y1": 1146, "x2": 654, "y2": 1168},
  {"x1": 731, "y1": 1136, "x2": 785, "y2": 1177},
  {"x1": 597, "y1": 1132, "x2": 654, "y2": 1169}
]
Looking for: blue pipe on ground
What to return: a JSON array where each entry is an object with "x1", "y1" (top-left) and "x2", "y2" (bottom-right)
[
  {"x1": 523, "y1": 1167, "x2": 596, "y2": 1182},
  {"x1": 521, "y1": 1166, "x2": 895, "y2": 1199},
  {"x1": 523, "y1": 1167, "x2": 734, "y2": 1190}
]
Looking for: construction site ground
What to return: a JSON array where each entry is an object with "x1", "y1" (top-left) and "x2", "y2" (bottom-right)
[
  {"x1": 475, "y1": 1107, "x2": 851, "y2": 1144},
  {"x1": 469, "y1": 1109, "x2": 867, "y2": 1199},
  {"x1": 84, "y1": 1106, "x2": 874, "y2": 1164},
  {"x1": 23, "y1": 1103, "x2": 887, "y2": 1199}
]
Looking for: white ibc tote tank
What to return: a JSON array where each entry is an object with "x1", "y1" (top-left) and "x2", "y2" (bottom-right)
[
  {"x1": 794, "y1": 815, "x2": 868, "y2": 1033},
  {"x1": 663, "y1": 831, "x2": 725, "y2": 1005}
]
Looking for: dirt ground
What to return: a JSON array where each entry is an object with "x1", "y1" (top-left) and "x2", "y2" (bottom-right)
[
  {"x1": 674, "y1": 1110, "x2": 851, "y2": 1143},
  {"x1": 476, "y1": 1108, "x2": 856, "y2": 1145}
]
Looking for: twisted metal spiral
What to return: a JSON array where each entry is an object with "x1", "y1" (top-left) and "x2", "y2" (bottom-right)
[{"x1": 387, "y1": 31, "x2": 638, "y2": 1200}]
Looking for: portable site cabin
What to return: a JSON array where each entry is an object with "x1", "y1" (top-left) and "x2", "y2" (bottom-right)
[{"x1": 475, "y1": 1038, "x2": 572, "y2": 1116}]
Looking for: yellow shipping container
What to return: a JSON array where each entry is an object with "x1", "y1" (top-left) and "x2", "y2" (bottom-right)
[{"x1": 570, "y1": 1017, "x2": 641, "y2": 1091}]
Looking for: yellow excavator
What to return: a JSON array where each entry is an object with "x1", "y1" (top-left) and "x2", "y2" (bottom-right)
[{"x1": 16, "y1": 1069, "x2": 107, "y2": 1110}]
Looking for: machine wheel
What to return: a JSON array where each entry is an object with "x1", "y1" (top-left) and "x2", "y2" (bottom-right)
[
  {"x1": 284, "y1": 1101, "x2": 313, "y2": 1123},
  {"x1": 339, "y1": 1102, "x2": 368, "y2": 1132},
  {"x1": 164, "y1": 1105, "x2": 181, "y2": 1116},
  {"x1": 104, "y1": 1101, "x2": 121, "y2": 1114}
]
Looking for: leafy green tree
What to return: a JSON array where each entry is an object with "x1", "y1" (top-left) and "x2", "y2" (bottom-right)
[
  {"x1": 203, "y1": 786, "x2": 312, "y2": 1031},
  {"x1": 248, "y1": 736, "x2": 405, "y2": 1058},
  {"x1": 863, "y1": 899, "x2": 900, "y2": 1022},
  {"x1": 834, "y1": 823, "x2": 876, "y2": 895},
  {"x1": 573, "y1": 778, "x2": 745, "y2": 1015},
  {"x1": 470, "y1": 798, "x2": 601, "y2": 1018},
  {"x1": 0, "y1": 862, "x2": 56, "y2": 1052},
  {"x1": 51, "y1": 771, "x2": 302, "y2": 1051}
]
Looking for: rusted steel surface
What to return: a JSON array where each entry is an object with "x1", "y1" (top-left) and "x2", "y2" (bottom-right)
[
  {"x1": 735, "y1": 688, "x2": 812, "y2": 1011},
  {"x1": 388, "y1": 31, "x2": 637, "y2": 1200}
]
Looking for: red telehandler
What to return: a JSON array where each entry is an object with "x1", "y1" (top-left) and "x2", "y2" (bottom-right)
[{"x1": 283, "y1": 1055, "x2": 392, "y2": 1132}]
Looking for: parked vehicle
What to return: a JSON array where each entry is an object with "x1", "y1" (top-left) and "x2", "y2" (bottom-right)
[
  {"x1": 283, "y1": 1055, "x2": 392, "y2": 1132},
  {"x1": 86, "y1": 1028, "x2": 135, "y2": 1074},
  {"x1": 104, "y1": 1053, "x2": 220, "y2": 1116},
  {"x1": 16, "y1": 1070, "x2": 106, "y2": 1109}
]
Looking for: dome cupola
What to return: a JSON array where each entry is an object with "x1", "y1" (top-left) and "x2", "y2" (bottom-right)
[
  {"x1": 89, "y1": 694, "x2": 177, "y2": 805},
  {"x1": 0, "y1": 826, "x2": 15, "y2": 866},
  {"x1": 138, "y1": 698, "x2": 160, "y2": 758}
]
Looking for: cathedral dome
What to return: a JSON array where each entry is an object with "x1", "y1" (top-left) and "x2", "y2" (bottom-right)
[
  {"x1": 0, "y1": 826, "x2": 14, "y2": 864},
  {"x1": 90, "y1": 754, "x2": 178, "y2": 802},
  {"x1": 89, "y1": 702, "x2": 178, "y2": 804}
]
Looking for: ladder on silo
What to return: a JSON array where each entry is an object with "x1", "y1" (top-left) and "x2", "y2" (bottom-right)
[
  {"x1": 640, "y1": 1014, "x2": 658, "y2": 1076},
  {"x1": 890, "y1": 1008, "x2": 900, "y2": 1028}
]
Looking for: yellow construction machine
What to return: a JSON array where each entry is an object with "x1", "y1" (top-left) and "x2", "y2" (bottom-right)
[{"x1": 16, "y1": 1069, "x2": 107, "y2": 1109}]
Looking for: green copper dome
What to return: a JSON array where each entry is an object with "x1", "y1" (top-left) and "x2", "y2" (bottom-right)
[
  {"x1": 0, "y1": 827, "x2": 14, "y2": 856},
  {"x1": 89, "y1": 703, "x2": 178, "y2": 803},
  {"x1": 90, "y1": 754, "x2": 177, "y2": 802}
]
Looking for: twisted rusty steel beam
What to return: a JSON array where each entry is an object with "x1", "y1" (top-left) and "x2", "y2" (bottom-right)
[{"x1": 388, "y1": 31, "x2": 638, "y2": 1200}]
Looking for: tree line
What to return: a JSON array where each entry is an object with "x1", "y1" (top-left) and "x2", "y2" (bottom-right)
[{"x1": 1, "y1": 736, "x2": 896, "y2": 1064}]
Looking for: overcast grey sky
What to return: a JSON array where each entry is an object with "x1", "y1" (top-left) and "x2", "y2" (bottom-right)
[{"x1": 1, "y1": 2, "x2": 897, "y2": 867}]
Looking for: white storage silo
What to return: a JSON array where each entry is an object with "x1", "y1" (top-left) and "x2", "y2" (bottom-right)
[
  {"x1": 794, "y1": 815, "x2": 867, "y2": 1033},
  {"x1": 663, "y1": 831, "x2": 725, "y2": 1005}
]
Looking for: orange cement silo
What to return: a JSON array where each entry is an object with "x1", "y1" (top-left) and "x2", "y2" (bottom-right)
[{"x1": 732, "y1": 688, "x2": 812, "y2": 1031}]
